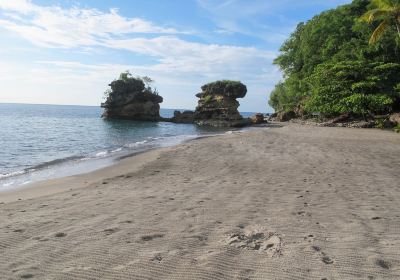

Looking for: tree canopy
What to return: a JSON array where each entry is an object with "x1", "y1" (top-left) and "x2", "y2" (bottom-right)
[{"x1": 269, "y1": 0, "x2": 400, "y2": 118}]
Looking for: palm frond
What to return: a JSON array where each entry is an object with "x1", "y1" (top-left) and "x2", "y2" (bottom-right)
[
  {"x1": 369, "y1": 20, "x2": 389, "y2": 44},
  {"x1": 371, "y1": 0, "x2": 395, "y2": 9},
  {"x1": 360, "y1": 9, "x2": 390, "y2": 22}
]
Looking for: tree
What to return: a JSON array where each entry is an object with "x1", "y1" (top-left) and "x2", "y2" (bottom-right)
[
  {"x1": 269, "y1": 0, "x2": 400, "y2": 117},
  {"x1": 304, "y1": 61, "x2": 399, "y2": 118},
  {"x1": 141, "y1": 76, "x2": 154, "y2": 88},
  {"x1": 360, "y1": 0, "x2": 400, "y2": 44},
  {"x1": 119, "y1": 70, "x2": 132, "y2": 81}
]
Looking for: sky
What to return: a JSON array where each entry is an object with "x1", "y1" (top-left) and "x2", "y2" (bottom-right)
[{"x1": 0, "y1": 0, "x2": 351, "y2": 112}]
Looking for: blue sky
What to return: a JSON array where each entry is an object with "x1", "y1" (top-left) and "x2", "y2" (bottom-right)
[{"x1": 0, "y1": 0, "x2": 350, "y2": 112}]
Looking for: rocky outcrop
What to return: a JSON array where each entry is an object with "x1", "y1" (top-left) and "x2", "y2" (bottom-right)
[
  {"x1": 389, "y1": 113, "x2": 400, "y2": 125},
  {"x1": 170, "y1": 110, "x2": 195, "y2": 123},
  {"x1": 276, "y1": 111, "x2": 296, "y2": 122},
  {"x1": 194, "y1": 80, "x2": 250, "y2": 127},
  {"x1": 250, "y1": 113, "x2": 265, "y2": 124},
  {"x1": 101, "y1": 77, "x2": 163, "y2": 121}
]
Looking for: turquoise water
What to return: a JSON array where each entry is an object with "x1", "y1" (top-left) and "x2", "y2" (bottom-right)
[{"x1": 0, "y1": 103, "x2": 255, "y2": 190}]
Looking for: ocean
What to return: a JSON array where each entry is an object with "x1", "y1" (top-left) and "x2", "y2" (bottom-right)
[{"x1": 0, "y1": 103, "x2": 256, "y2": 190}]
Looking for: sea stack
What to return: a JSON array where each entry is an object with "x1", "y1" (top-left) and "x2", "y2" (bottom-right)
[
  {"x1": 101, "y1": 73, "x2": 163, "y2": 121},
  {"x1": 194, "y1": 80, "x2": 250, "y2": 127}
]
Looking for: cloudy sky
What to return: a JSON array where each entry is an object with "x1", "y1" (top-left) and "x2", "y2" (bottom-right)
[{"x1": 0, "y1": 0, "x2": 350, "y2": 112}]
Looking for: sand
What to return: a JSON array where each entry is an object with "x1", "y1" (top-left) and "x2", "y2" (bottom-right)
[{"x1": 1, "y1": 123, "x2": 399, "y2": 279}]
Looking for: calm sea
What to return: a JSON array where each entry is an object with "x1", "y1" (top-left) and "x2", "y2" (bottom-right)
[{"x1": 0, "y1": 103, "x2": 256, "y2": 190}]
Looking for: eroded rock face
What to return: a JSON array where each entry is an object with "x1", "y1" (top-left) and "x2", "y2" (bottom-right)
[
  {"x1": 194, "y1": 80, "x2": 250, "y2": 127},
  {"x1": 101, "y1": 79, "x2": 163, "y2": 121}
]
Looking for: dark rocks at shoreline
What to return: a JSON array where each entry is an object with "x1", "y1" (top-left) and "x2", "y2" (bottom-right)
[
  {"x1": 250, "y1": 113, "x2": 265, "y2": 124},
  {"x1": 276, "y1": 111, "x2": 296, "y2": 122},
  {"x1": 101, "y1": 78, "x2": 163, "y2": 121},
  {"x1": 193, "y1": 80, "x2": 250, "y2": 127},
  {"x1": 170, "y1": 110, "x2": 195, "y2": 124}
]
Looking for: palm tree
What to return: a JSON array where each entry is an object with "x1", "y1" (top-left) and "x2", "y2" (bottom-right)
[{"x1": 360, "y1": 0, "x2": 400, "y2": 44}]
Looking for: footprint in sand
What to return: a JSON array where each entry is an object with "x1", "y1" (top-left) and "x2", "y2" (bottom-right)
[
  {"x1": 103, "y1": 228, "x2": 119, "y2": 235},
  {"x1": 376, "y1": 259, "x2": 391, "y2": 269},
  {"x1": 304, "y1": 234, "x2": 315, "y2": 242},
  {"x1": 54, "y1": 232, "x2": 66, "y2": 238},
  {"x1": 368, "y1": 255, "x2": 391, "y2": 270},
  {"x1": 224, "y1": 225, "x2": 283, "y2": 256},
  {"x1": 141, "y1": 233, "x2": 164, "y2": 241},
  {"x1": 151, "y1": 254, "x2": 163, "y2": 262},
  {"x1": 322, "y1": 256, "x2": 334, "y2": 264},
  {"x1": 20, "y1": 273, "x2": 34, "y2": 279}
]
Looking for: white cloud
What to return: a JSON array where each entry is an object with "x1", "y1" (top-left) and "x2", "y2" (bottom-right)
[{"x1": 0, "y1": 0, "x2": 183, "y2": 48}]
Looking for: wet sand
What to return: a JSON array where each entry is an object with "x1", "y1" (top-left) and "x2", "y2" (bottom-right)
[{"x1": 1, "y1": 124, "x2": 399, "y2": 279}]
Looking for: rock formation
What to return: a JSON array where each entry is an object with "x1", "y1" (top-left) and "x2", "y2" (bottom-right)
[
  {"x1": 250, "y1": 113, "x2": 265, "y2": 124},
  {"x1": 101, "y1": 75, "x2": 163, "y2": 121},
  {"x1": 194, "y1": 80, "x2": 250, "y2": 127},
  {"x1": 389, "y1": 112, "x2": 400, "y2": 126},
  {"x1": 170, "y1": 110, "x2": 195, "y2": 124}
]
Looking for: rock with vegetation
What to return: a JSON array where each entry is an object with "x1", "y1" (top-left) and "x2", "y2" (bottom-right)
[
  {"x1": 101, "y1": 72, "x2": 163, "y2": 121},
  {"x1": 194, "y1": 80, "x2": 250, "y2": 127},
  {"x1": 269, "y1": 0, "x2": 400, "y2": 120}
]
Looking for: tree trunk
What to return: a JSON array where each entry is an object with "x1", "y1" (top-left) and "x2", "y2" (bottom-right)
[{"x1": 396, "y1": 19, "x2": 400, "y2": 40}]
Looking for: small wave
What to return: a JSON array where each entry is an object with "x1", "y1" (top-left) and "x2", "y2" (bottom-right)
[
  {"x1": 124, "y1": 140, "x2": 148, "y2": 148},
  {"x1": 0, "y1": 170, "x2": 26, "y2": 179},
  {"x1": 95, "y1": 151, "x2": 108, "y2": 157}
]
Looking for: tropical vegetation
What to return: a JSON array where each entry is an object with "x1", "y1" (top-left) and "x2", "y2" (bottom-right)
[{"x1": 269, "y1": 0, "x2": 400, "y2": 119}]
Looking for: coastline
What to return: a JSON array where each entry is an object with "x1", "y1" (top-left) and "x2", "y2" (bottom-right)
[
  {"x1": 0, "y1": 147, "x2": 167, "y2": 203},
  {"x1": 1, "y1": 123, "x2": 400, "y2": 279},
  {"x1": 0, "y1": 129, "x2": 248, "y2": 203}
]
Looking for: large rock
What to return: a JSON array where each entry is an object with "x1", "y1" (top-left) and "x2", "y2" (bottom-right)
[
  {"x1": 276, "y1": 111, "x2": 296, "y2": 122},
  {"x1": 101, "y1": 77, "x2": 163, "y2": 121},
  {"x1": 171, "y1": 110, "x2": 195, "y2": 123},
  {"x1": 389, "y1": 113, "x2": 400, "y2": 125},
  {"x1": 194, "y1": 80, "x2": 250, "y2": 127},
  {"x1": 250, "y1": 113, "x2": 265, "y2": 124}
]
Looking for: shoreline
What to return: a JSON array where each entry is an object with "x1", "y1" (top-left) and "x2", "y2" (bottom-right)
[
  {"x1": 1, "y1": 123, "x2": 400, "y2": 279},
  {"x1": 0, "y1": 129, "x2": 230, "y2": 195},
  {"x1": 0, "y1": 146, "x2": 168, "y2": 203},
  {"x1": 0, "y1": 129, "x2": 249, "y2": 203}
]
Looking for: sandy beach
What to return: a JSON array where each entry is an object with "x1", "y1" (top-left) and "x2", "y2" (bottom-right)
[{"x1": 1, "y1": 124, "x2": 400, "y2": 279}]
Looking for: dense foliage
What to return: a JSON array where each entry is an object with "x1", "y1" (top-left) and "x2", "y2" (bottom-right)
[{"x1": 269, "y1": 0, "x2": 400, "y2": 118}]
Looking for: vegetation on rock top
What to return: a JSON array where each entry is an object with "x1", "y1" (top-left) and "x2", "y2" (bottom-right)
[
  {"x1": 103, "y1": 71, "x2": 162, "y2": 107},
  {"x1": 199, "y1": 80, "x2": 247, "y2": 99}
]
